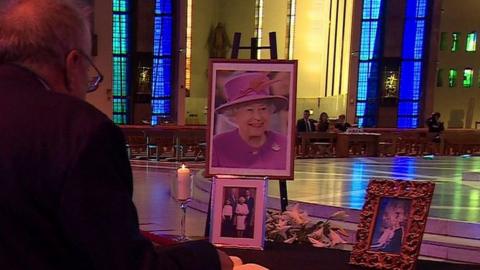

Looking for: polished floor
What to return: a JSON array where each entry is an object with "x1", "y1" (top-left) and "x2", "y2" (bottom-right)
[{"x1": 131, "y1": 156, "x2": 480, "y2": 236}]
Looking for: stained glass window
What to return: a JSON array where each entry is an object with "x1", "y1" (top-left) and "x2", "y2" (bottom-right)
[
  {"x1": 355, "y1": 0, "x2": 384, "y2": 127},
  {"x1": 397, "y1": 0, "x2": 428, "y2": 128},
  {"x1": 466, "y1": 32, "x2": 477, "y2": 52},
  {"x1": 463, "y1": 68, "x2": 473, "y2": 88},
  {"x1": 451, "y1": 32, "x2": 460, "y2": 52},
  {"x1": 112, "y1": 0, "x2": 130, "y2": 124},
  {"x1": 449, "y1": 69, "x2": 457, "y2": 87},
  {"x1": 151, "y1": 0, "x2": 174, "y2": 125}
]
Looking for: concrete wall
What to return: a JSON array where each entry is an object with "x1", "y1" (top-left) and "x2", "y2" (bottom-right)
[
  {"x1": 294, "y1": 0, "x2": 353, "y2": 121},
  {"x1": 186, "y1": 0, "x2": 256, "y2": 124},
  {"x1": 261, "y1": 0, "x2": 288, "y2": 59},
  {"x1": 433, "y1": 0, "x2": 480, "y2": 128}
]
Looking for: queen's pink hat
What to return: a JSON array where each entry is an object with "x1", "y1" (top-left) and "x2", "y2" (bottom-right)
[{"x1": 215, "y1": 72, "x2": 288, "y2": 113}]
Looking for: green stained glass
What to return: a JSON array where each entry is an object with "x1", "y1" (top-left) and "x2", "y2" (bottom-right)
[
  {"x1": 112, "y1": 1, "x2": 130, "y2": 125},
  {"x1": 113, "y1": 15, "x2": 128, "y2": 55},
  {"x1": 466, "y1": 32, "x2": 477, "y2": 52},
  {"x1": 113, "y1": 0, "x2": 128, "y2": 12},
  {"x1": 451, "y1": 32, "x2": 460, "y2": 52},
  {"x1": 463, "y1": 68, "x2": 473, "y2": 88},
  {"x1": 448, "y1": 69, "x2": 457, "y2": 87}
]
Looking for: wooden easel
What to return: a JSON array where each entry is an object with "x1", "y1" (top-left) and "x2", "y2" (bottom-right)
[{"x1": 230, "y1": 31, "x2": 288, "y2": 212}]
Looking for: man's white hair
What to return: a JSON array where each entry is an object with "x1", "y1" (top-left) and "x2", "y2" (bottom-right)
[{"x1": 0, "y1": 0, "x2": 91, "y2": 67}]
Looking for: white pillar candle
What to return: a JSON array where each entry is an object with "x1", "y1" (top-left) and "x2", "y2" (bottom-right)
[{"x1": 176, "y1": 164, "x2": 192, "y2": 201}]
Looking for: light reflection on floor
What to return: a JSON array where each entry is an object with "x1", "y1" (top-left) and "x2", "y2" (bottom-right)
[
  {"x1": 266, "y1": 156, "x2": 480, "y2": 222},
  {"x1": 131, "y1": 156, "x2": 480, "y2": 234}
]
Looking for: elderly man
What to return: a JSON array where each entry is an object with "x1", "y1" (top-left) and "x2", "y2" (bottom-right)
[{"x1": 0, "y1": 0, "x2": 231, "y2": 269}]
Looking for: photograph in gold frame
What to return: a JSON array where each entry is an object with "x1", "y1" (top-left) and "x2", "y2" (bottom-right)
[{"x1": 350, "y1": 179, "x2": 435, "y2": 270}]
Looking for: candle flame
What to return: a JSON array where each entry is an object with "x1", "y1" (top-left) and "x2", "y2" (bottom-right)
[{"x1": 181, "y1": 164, "x2": 186, "y2": 169}]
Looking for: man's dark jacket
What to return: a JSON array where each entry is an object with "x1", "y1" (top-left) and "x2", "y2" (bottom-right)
[
  {"x1": 296, "y1": 118, "x2": 317, "y2": 132},
  {"x1": 0, "y1": 64, "x2": 220, "y2": 270}
]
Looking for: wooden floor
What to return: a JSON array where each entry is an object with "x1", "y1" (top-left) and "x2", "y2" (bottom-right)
[{"x1": 131, "y1": 156, "x2": 480, "y2": 237}]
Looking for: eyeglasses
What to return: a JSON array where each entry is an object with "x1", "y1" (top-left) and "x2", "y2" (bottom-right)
[{"x1": 78, "y1": 50, "x2": 104, "y2": 93}]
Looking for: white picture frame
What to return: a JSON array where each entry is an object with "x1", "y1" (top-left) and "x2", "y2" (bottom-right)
[{"x1": 209, "y1": 177, "x2": 267, "y2": 250}]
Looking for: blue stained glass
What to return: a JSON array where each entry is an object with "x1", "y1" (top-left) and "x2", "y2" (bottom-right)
[
  {"x1": 398, "y1": 102, "x2": 419, "y2": 116},
  {"x1": 398, "y1": 0, "x2": 428, "y2": 128},
  {"x1": 152, "y1": 58, "x2": 172, "y2": 97},
  {"x1": 356, "y1": 102, "x2": 366, "y2": 116},
  {"x1": 359, "y1": 22, "x2": 380, "y2": 60},
  {"x1": 151, "y1": 100, "x2": 172, "y2": 125},
  {"x1": 151, "y1": 0, "x2": 174, "y2": 121},
  {"x1": 356, "y1": 0, "x2": 384, "y2": 127},
  {"x1": 399, "y1": 61, "x2": 422, "y2": 100},
  {"x1": 402, "y1": 20, "x2": 425, "y2": 60},
  {"x1": 357, "y1": 118, "x2": 365, "y2": 128},
  {"x1": 156, "y1": 0, "x2": 173, "y2": 14},
  {"x1": 397, "y1": 117, "x2": 418, "y2": 128},
  {"x1": 362, "y1": 0, "x2": 382, "y2": 20},
  {"x1": 405, "y1": 0, "x2": 427, "y2": 18},
  {"x1": 153, "y1": 16, "x2": 173, "y2": 56}
]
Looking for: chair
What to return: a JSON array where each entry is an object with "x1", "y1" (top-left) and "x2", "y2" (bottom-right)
[
  {"x1": 310, "y1": 133, "x2": 336, "y2": 157},
  {"x1": 378, "y1": 132, "x2": 398, "y2": 157},
  {"x1": 123, "y1": 130, "x2": 147, "y2": 159}
]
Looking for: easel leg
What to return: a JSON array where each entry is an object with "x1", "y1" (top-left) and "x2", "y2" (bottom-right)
[{"x1": 279, "y1": 180, "x2": 288, "y2": 212}]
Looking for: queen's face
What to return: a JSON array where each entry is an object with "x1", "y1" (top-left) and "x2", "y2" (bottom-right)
[
  {"x1": 384, "y1": 205, "x2": 406, "y2": 228},
  {"x1": 233, "y1": 102, "x2": 273, "y2": 139}
]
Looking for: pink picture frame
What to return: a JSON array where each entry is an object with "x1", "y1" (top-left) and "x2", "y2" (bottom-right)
[
  {"x1": 205, "y1": 59, "x2": 297, "y2": 179},
  {"x1": 209, "y1": 177, "x2": 267, "y2": 249}
]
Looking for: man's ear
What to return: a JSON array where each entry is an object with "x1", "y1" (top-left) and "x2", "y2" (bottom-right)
[{"x1": 64, "y1": 49, "x2": 82, "y2": 93}]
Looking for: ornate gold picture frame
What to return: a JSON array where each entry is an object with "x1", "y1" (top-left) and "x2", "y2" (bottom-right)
[{"x1": 350, "y1": 179, "x2": 435, "y2": 270}]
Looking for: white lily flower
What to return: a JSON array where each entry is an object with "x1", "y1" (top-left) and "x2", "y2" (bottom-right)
[{"x1": 329, "y1": 230, "x2": 347, "y2": 245}]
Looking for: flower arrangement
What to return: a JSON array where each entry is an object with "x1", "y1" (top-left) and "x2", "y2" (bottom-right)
[{"x1": 265, "y1": 204, "x2": 349, "y2": 248}]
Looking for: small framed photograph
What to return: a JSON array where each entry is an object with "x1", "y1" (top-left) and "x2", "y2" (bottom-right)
[
  {"x1": 209, "y1": 177, "x2": 267, "y2": 249},
  {"x1": 350, "y1": 179, "x2": 435, "y2": 270},
  {"x1": 206, "y1": 59, "x2": 297, "y2": 179}
]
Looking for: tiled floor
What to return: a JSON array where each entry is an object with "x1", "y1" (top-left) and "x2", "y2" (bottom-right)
[{"x1": 132, "y1": 156, "x2": 480, "y2": 236}]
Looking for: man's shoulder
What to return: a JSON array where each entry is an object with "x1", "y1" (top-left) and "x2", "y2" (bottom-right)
[{"x1": 50, "y1": 93, "x2": 116, "y2": 135}]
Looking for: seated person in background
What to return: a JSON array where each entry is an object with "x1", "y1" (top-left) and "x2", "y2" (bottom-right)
[
  {"x1": 426, "y1": 112, "x2": 444, "y2": 133},
  {"x1": 334, "y1": 114, "x2": 351, "y2": 132},
  {"x1": 317, "y1": 112, "x2": 330, "y2": 132},
  {"x1": 297, "y1": 109, "x2": 317, "y2": 132},
  {"x1": 426, "y1": 112, "x2": 444, "y2": 143}
]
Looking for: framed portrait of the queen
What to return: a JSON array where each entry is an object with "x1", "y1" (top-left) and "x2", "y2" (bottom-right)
[
  {"x1": 205, "y1": 60, "x2": 297, "y2": 179},
  {"x1": 350, "y1": 179, "x2": 435, "y2": 270}
]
